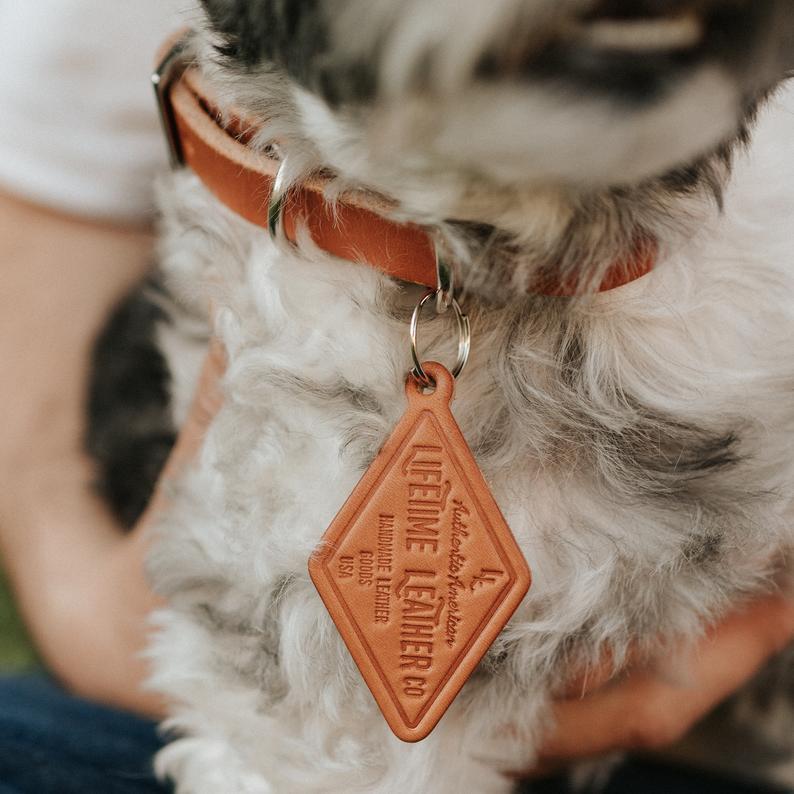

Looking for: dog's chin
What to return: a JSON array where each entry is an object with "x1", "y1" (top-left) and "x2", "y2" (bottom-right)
[
  {"x1": 290, "y1": 59, "x2": 757, "y2": 225},
  {"x1": 368, "y1": 69, "x2": 741, "y2": 189},
  {"x1": 283, "y1": 73, "x2": 753, "y2": 304}
]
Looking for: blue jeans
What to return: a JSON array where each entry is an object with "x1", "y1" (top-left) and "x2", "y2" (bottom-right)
[
  {"x1": 527, "y1": 762, "x2": 790, "y2": 794},
  {"x1": 0, "y1": 676, "x2": 169, "y2": 793},
  {"x1": 0, "y1": 675, "x2": 788, "y2": 793}
]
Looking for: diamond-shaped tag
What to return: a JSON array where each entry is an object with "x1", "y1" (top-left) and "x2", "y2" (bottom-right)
[{"x1": 309, "y1": 363, "x2": 532, "y2": 742}]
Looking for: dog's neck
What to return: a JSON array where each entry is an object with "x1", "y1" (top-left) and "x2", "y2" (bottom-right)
[{"x1": 188, "y1": 34, "x2": 749, "y2": 303}]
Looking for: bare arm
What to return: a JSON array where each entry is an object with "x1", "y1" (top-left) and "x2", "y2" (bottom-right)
[
  {"x1": 0, "y1": 191, "x2": 162, "y2": 715},
  {"x1": 537, "y1": 593, "x2": 794, "y2": 764}
]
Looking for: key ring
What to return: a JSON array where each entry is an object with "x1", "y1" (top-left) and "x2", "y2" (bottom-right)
[{"x1": 410, "y1": 289, "x2": 471, "y2": 388}]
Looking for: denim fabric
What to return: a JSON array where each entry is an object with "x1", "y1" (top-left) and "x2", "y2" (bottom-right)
[
  {"x1": 0, "y1": 676, "x2": 169, "y2": 793},
  {"x1": 527, "y1": 759, "x2": 791, "y2": 794},
  {"x1": 0, "y1": 675, "x2": 789, "y2": 793}
]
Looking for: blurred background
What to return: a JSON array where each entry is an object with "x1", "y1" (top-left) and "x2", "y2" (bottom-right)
[
  {"x1": 0, "y1": 575, "x2": 35, "y2": 673},
  {"x1": 0, "y1": 0, "x2": 187, "y2": 678}
]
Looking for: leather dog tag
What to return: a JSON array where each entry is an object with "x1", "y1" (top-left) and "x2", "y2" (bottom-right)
[{"x1": 309, "y1": 362, "x2": 531, "y2": 742}]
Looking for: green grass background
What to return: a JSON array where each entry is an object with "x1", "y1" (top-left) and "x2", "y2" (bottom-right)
[{"x1": 0, "y1": 569, "x2": 37, "y2": 672}]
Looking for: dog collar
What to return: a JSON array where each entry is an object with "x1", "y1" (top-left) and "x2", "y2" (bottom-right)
[{"x1": 153, "y1": 35, "x2": 655, "y2": 297}]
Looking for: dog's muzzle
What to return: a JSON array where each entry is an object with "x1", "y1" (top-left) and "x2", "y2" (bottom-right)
[{"x1": 483, "y1": 0, "x2": 794, "y2": 103}]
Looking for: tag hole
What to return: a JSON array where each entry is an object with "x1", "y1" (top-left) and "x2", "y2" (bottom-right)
[{"x1": 412, "y1": 375, "x2": 437, "y2": 396}]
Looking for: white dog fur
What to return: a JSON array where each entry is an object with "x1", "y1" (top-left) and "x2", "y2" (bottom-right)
[{"x1": 131, "y1": 5, "x2": 794, "y2": 792}]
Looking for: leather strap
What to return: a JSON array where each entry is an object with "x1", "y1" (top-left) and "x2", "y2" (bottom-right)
[{"x1": 168, "y1": 66, "x2": 655, "y2": 295}]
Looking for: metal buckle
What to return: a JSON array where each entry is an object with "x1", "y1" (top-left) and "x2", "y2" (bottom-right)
[{"x1": 152, "y1": 35, "x2": 191, "y2": 169}]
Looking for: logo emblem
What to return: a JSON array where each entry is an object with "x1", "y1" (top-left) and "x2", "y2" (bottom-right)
[{"x1": 310, "y1": 364, "x2": 532, "y2": 742}]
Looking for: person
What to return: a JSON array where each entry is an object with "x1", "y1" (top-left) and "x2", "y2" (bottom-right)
[{"x1": 1, "y1": 3, "x2": 793, "y2": 792}]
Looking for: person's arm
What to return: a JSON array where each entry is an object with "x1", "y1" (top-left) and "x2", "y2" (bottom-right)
[
  {"x1": 0, "y1": 189, "x2": 222, "y2": 717},
  {"x1": 534, "y1": 593, "x2": 794, "y2": 767},
  {"x1": 0, "y1": 190, "x2": 161, "y2": 713}
]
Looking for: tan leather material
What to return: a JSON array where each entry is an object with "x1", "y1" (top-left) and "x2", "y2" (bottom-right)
[
  {"x1": 536, "y1": 236, "x2": 658, "y2": 297},
  {"x1": 167, "y1": 66, "x2": 655, "y2": 296},
  {"x1": 309, "y1": 363, "x2": 532, "y2": 742}
]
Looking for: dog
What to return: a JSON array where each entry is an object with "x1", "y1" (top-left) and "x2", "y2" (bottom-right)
[{"x1": 88, "y1": 1, "x2": 794, "y2": 791}]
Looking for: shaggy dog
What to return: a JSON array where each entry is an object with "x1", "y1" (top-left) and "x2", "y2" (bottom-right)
[{"x1": 89, "y1": 1, "x2": 794, "y2": 791}]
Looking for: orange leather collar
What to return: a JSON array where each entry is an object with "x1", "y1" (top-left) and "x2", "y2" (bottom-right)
[{"x1": 158, "y1": 45, "x2": 655, "y2": 296}]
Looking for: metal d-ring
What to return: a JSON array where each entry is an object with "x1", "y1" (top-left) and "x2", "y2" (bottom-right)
[
  {"x1": 435, "y1": 246, "x2": 456, "y2": 315},
  {"x1": 267, "y1": 155, "x2": 299, "y2": 247},
  {"x1": 410, "y1": 289, "x2": 471, "y2": 388}
]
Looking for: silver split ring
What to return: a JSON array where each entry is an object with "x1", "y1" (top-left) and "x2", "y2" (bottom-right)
[{"x1": 410, "y1": 289, "x2": 471, "y2": 388}]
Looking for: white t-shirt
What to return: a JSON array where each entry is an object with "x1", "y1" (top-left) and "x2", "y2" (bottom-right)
[{"x1": 0, "y1": 1, "x2": 192, "y2": 223}]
